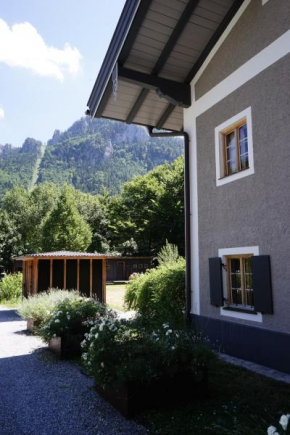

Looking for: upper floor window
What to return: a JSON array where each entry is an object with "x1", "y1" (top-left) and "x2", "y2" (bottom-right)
[{"x1": 215, "y1": 107, "x2": 254, "y2": 186}]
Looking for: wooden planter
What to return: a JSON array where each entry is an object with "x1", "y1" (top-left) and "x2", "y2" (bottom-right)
[
  {"x1": 27, "y1": 318, "x2": 35, "y2": 333},
  {"x1": 49, "y1": 334, "x2": 83, "y2": 359},
  {"x1": 95, "y1": 369, "x2": 208, "y2": 418}
]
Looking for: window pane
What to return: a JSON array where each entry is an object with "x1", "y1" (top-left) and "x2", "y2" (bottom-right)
[
  {"x1": 246, "y1": 289, "x2": 254, "y2": 307},
  {"x1": 240, "y1": 154, "x2": 249, "y2": 170},
  {"x1": 226, "y1": 131, "x2": 235, "y2": 148},
  {"x1": 232, "y1": 289, "x2": 242, "y2": 305},
  {"x1": 244, "y1": 258, "x2": 252, "y2": 274},
  {"x1": 239, "y1": 124, "x2": 247, "y2": 141},
  {"x1": 231, "y1": 259, "x2": 240, "y2": 273}
]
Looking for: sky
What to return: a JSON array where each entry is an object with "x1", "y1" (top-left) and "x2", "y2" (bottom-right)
[{"x1": 0, "y1": 0, "x2": 126, "y2": 147}]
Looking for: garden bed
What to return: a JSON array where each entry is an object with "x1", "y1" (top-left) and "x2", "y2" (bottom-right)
[{"x1": 96, "y1": 369, "x2": 208, "y2": 418}]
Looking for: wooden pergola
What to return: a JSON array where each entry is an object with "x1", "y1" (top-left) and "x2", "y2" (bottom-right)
[{"x1": 16, "y1": 251, "x2": 108, "y2": 302}]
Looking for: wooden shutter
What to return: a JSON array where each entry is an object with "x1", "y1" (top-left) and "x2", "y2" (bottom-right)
[
  {"x1": 252, "y1": 255, "x2": 273, "y2": 314},
  {"x1": 209, "y1": 257, "x2": 223, "y2": 306}
]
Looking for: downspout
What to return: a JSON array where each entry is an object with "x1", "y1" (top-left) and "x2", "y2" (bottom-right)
[{"x1": 147, "y1": 127, "x2": 192, "y2": 323}]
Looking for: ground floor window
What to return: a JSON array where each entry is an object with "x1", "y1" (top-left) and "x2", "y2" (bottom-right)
[{"x1": 226, "y1": 255, "x2": 254, "y2": 308}]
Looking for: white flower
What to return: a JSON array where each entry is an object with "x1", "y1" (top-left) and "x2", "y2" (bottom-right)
[
  {"x1": 162, "y1": 323, "x2": 169, "y2": 329},
  {"x1": 88, "y1": 361, "x2": 91, "y2": 366},
  {"x1": 53, "y1": 334, "x2": 56, "y2": 337},
  {"x1": 82, "y1": 353, "x2": 87, "y2": 360},
  {"x1": 55, "y1": 319, "x2": 60, "y2": 323},
  {"x1": 123, "y1": 331, "x2": 130, "y2": 337},
  {"x1": 165, "y1": 329, "x2": 172, "y2": 336},
  {"x1": 67, "y1": 315, "x2": 70, "y2": 320},
  {"x1": 95, "y1": 333, "x2": 99, "y2": 339},
  {"x1": 279, "y1": 415, "x2": 289, "y2": 431},
  {"x1": 267, "y1": 426, "x2": 278, "y2": 435},
  {"x1": 171, "y1": 346, "x2": 175, "y2": 350},
  {"x1": 100, "y1": 362, "x2": 104, "y2": 368},
  {"x1": 99, "y1": 323, "x2": 104, "y2": 332},
  {"x1": 81, "y1": 340, "x2": 86, "y2": 348}
]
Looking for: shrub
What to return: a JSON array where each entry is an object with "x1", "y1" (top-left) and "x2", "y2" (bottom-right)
[
  {"x1": 38, "y1": 297, "x2": 116, "y2": 342},
  {"x1": 125, "y1": 259, "x2": 186, "y2": 327},
  {"x1": 0, "y1": 273, "x2": 22, "y2": 301},
  {"x1": 157, "y1": 241, "x2": 180, "y2": 266},
  {"x1": 81, "y1": 319, "x2": 214, "y2": 388},
  {"x1": 17, "y1": 289, "x2": 80, "y2": 328}
]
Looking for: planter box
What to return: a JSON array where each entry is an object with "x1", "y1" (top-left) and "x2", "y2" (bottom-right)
[
  {"x1": 95, "y1": 369, "x2": 208, "y2": 418},
  {"x1": 27, "y1": 318, "x2": 35, "y2": 333},
  {"x1": 49, "y1": 334, "x2": 83, "y2": 359}
]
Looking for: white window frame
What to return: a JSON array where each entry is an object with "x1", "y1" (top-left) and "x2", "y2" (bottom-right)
[
  {"x1": 215, "y1": 107, "x2": 254, "y2": 187},
  {"x1": 218, "y1": 246, "x2": 263, "y2": 323}
]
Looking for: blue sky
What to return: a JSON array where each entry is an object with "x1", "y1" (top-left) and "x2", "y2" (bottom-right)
[{"x1": 0, "y1": 0, "x2": 126, "y2": 146}]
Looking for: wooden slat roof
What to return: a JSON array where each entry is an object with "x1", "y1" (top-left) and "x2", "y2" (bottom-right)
[{"x1": 87, "y1": 0, "x2": 245, "y2": 131}]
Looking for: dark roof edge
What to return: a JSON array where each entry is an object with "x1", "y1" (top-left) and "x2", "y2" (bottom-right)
[{"x1": 87, "y1": 0, "x2": 141, "y2": 118}]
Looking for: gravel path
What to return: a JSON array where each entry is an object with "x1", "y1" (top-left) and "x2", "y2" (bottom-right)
[{"x1": 0, "y1": 306, "x2": 147, "y2": 435}]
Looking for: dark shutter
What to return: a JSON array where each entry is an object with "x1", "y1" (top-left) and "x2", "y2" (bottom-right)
[
  {"x1": 252, "y1": 255, "x2": 273, "y2": 314},
  {"x1": 209, "y1": 257, "x2": 223, "y2": 306}
]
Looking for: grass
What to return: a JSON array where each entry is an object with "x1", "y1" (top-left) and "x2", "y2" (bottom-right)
[
  {"x1": 135, "y1": 358, "x2": 290, "y2": 435},
  {"x1": 0, "y1": 298, "x2": 21, "y2": 308},
  {"x1": 106, "y1": 284, "x2": 127, "y2": 311}
]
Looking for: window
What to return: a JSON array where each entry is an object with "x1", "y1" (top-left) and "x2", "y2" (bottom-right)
[
  {"x1": 226, "y1": 255, "x2": 254, "y2": 308},
  {"x1": 223, "y1": 121, "x2": 249, "y2": 176},
  {"x1": 215, "y1": 107, "x2": 254, "y2": 186},
  {"x1": 217, "y1": 246, "x2": 262, "y2": 323}
]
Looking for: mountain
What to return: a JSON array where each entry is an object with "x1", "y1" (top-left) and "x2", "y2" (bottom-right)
[
  {"x1": 0, "y1": 117, "x2": 183, "y2": 200},
  {"x1": 0, "y1": 138, "x2": 43, "y2": 200},
  {"x1": 38, "y1": 117, "x2": 183, "y2": 194}
]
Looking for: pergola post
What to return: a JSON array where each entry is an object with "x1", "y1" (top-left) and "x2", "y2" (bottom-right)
[
  {"x1": 90, "y1": 259, "x2": 93, "y2": 297},
  {"x1": 50, "y1": 259, "x2": 53, "y2": 288},
  {"x1": 77, "y1": 259, "x2": 80, "y2": 291},
  {"x1": 64, "y1": 259, "x2": 67, "y2": 290},
  {"x1": 102, "y1": 259, "x2": 106, "y2": 303}
]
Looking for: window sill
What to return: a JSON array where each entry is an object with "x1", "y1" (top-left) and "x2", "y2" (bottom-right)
[
  {"x1": 218, "y1": 167, "x2": 250, "y2": 181},
  {"x1": 223, "y1": 306, "x2": 257, "y2": 315}
]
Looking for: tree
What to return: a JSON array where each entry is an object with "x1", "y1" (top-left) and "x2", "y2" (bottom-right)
[{"x1": 41, "y1": 187, "x2": 92, "y2": 252}]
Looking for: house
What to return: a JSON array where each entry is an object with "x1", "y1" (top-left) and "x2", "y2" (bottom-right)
[
  {"x1": 106, "y1": 257, "x2": 153, "y2": 282},
  {"x1": 86, "y1": 0, "x2": 290, "y2": 373},
  {"x1": 16, "y1": 252, "x2": 107, "y2": 302}
]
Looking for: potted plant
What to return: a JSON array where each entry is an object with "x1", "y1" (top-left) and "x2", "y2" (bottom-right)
[
  {"x1": 39, "y1": 297, "x2": 116, "y2": 359},
  {"x1": 81, "y1": 318, "x2": 214, "y2": 418}
]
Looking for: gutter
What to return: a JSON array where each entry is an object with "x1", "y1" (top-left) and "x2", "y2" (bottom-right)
[{"x1": 147, "y1": 127, "x2": 192, "y2": 323}]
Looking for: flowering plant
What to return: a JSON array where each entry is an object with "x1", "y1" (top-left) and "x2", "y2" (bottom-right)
[
  {"x1": 38, "y1": 297, "x2": 115, "y2": 342},
  {"x1": 268, "y1": 414, "x2": 290, "y2": 434},
  {"x1": 81, "y1": 319, "x2": 214, "y2": 388}
]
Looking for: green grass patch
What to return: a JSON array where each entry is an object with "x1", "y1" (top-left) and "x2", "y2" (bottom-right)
[
  {"x1": 135, "y1": 358, "x2": 290, "y2": 435},
  {"x1": 106, "y1": 284, "x2": 127, "y2": 311}
]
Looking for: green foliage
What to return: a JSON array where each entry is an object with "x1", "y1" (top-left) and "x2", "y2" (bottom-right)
[
  {"x1": 41, "y1": 186, "x2": 92, "y2": 251},
  {"x1": 157, "y1": 240, "x2": 180, "y2": 266},
  {"x1": 109, "y1": 156, "x2": 185, "y2": 255},
  {"x1": 125, "y1": 259, "x2": 186, "y2": 327},
  {"x1": 38, "y1": 297, "x2": 114, "y2": 342},
  {"x1": 81, "y1": 318, "x2": 214, "y2": 388},
  {"x1": 17, "y1": 289, "x2": 80, "y2": 327},
  {"x1": 0, "y1": 272, "x2": 22, "y2": 301}
]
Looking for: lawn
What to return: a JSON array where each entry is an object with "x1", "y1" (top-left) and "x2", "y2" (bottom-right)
[
  {"x1": 106, "y1": 283, "x2": 127, "y2": 311},
  {"x1": 135, "y1": 358, "x2": 290, "y2": 435}
]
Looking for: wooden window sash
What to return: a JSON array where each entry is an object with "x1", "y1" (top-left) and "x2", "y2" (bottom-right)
[
  {"x1": 226, "y1": 255, "x2": 253, "y2": 307},
  {"x1": 222, "y1": 118, "x2": 247, "y2": 177}
]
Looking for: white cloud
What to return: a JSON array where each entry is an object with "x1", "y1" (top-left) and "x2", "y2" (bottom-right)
[
  {"x1": 0, "y1": 106, "x2": 4, "y2": 120},
  {"x1": 0, "y1": 19, "x2": 82, "y2": 81}
]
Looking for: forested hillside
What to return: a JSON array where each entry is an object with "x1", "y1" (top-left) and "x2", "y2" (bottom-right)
[
  {"x1": 0, "y1": 118, "x2": 183, "y2": 200},
  {"x1": 38, "y1": 117, "x2": 183, "y2": 194},
  {"x1": 0, "y1": 139, "x2": 42, "y2": 200}
]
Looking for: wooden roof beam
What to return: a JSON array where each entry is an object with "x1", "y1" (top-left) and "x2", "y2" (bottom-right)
[
  {"x1": 126, "y1": 0, "x2": 200, "y2": 123},
  {"x1": 119, "y1": 66, "x2": 191, "y2": 108}
]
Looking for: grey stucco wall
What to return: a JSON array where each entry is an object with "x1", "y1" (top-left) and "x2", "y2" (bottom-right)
[
  {"x1": 196, "y1": 53, "x2": 290, "y2": 333},
  {"x1": 195, "y1": 0, "x2": 290, "y2": 100}
]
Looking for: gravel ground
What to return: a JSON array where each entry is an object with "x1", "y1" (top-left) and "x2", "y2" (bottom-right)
[{"x1": 0, "y1": 306, "x2": 147, "y2": 435}]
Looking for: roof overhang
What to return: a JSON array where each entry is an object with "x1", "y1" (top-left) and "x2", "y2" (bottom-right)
[{"x1": 87, "y1": 0, "x2": 245, "y2": 131}]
